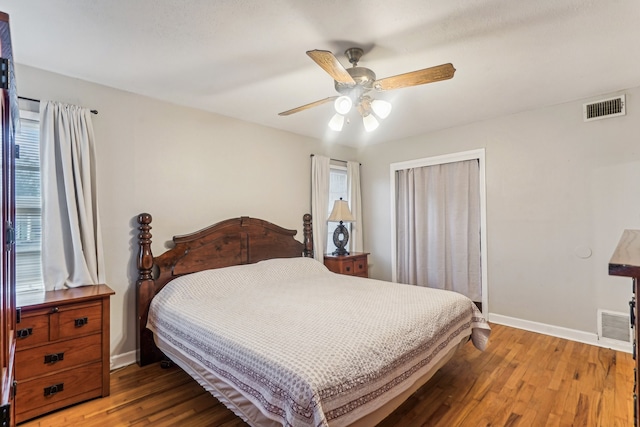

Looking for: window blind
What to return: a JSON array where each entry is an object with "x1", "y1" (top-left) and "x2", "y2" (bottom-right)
[{"x1": 15, "y1": 115, "x2": 43, "y2": 293}]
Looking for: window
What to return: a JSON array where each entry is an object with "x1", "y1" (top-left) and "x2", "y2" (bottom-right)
[
  {"x1": 326, "y1": 165, "x2": 350, "y2": 254},
  {"x1": 15, "y1": 111, "x2": 43, "y2": 293}
]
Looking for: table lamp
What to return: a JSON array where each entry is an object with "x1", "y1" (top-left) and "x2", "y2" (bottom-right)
[{"x1": 327, "y1": 198, "x2": 356, "y2": 256}]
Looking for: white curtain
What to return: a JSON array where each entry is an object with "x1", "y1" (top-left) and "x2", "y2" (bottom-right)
[
  {"x1": 396, "y1": 160, "x2": 481, "y2": 301},
  {"x1": 347, "y1": 161, "x2": 363, "y2": 253},
  {"x1": 40, "y1": 101, "x2": 105, "y2": 290},
  {"x1": 311, "y1": 155, "x2": 330, "y2": 262}
]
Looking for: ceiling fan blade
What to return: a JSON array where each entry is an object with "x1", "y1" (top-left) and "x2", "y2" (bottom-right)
[
  {"x1": 306, "y1": 50, "x2": 356, "y2": 85},
  {"x1": 278, "y1": 96, "x2": 339, "y2": 116},
  {"x1": 374, "y1": 63, "x2": 456, "y2": 91}
]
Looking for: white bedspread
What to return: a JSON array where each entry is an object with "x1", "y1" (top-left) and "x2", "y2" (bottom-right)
[{"x1": 147, "y1": 257, "x2": 490, "y2": 427}]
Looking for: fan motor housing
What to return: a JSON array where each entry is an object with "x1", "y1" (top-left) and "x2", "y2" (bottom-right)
[{"x1": 335, "y1": 66, "x2": 376, "y2": 99}]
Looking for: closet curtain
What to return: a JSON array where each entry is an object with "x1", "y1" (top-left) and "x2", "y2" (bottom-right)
[
  {"x1": 311, "y1": 155, "x2": 330, "y2": 262},
  {"x1": 40, "y1": 101, "x2": 105, "y2": 290},
  {"x1": 396, "y1": 160, "x2": 481, "y2": 301},
  {"x1": 347, "y1": 161, "x2": 363, "y2": 252}
]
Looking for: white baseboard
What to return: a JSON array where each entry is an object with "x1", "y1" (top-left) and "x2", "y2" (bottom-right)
[
  {"x1": 110, "y1": 350, "x2": 137, "y2": 371},
  {"x1": 488, "y1": 313, "x2": 632, "y2": 354}
]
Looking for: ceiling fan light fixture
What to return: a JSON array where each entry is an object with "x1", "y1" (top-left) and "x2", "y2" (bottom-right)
[
  {"x1": 334, "y1": 96, "x2": 352, "y2": 115},
  {"x1": 282, "y1": 48, "x2": 456, "y2": 135},
  {"x1": 328, "y1": 113, "x2": 345, "y2": 131},
  {"x1": 371, "y1": 99, "x2": 392, "y2": 119},
  {"x1": 362, "y1": 113, "x2": 379, "y2": 132}
]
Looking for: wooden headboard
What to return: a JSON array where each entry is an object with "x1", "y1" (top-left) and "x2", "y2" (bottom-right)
[{"x1": 136, "y1": 213, "x2": 314, "y2": 366}]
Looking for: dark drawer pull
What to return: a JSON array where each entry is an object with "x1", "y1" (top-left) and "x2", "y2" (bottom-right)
[
  {"x1": 44, "y1": 352, "x2": 65, "y2": 364},
  {"x1": 631, "y1": 298, "x2": 636, "y2": 328},
  {"x1": 358, "y1": 264, "x2": 364, "y2": 269},
  {"x1": 44, "y1": 383, "x2": 64, "y2": 397},
  {"x1": 75, "y1": 317, "x2": 88, "y2": 327},
  {"x1": 16, "y1": 328, "x2": 33, "y2": 338},
  {"x1": 345, "y1": 266, "x2": 351, "y2": 272}
]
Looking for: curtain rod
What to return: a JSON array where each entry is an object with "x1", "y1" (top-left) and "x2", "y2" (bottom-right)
[
  {"x1": 18, "y1": 96, "x2": 98, "y2": 115},
  {"x1": 310, "y1": 154, "x2": 361, "y2": 165}
]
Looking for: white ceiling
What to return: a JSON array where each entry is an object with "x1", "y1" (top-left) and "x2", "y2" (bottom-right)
[{"x1": 1, "y1": 0, "x2": 639, "y2": 146}]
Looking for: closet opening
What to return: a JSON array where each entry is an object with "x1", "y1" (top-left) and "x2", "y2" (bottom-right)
[{"x1": 390, "y1": 149, "x2": 488, "y2": 315}]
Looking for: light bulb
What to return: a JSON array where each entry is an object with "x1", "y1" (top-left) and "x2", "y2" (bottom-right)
[
  {"x1": 362, "y1": 114, "x2": 379, "y2": 132},
  {"x1": 328, "y1": 113, "x2": 345, "y2": 131},
  {"x1": 334, "y1": 96, "x2": 352, "y2": 115},
  {"x1": 371, "y1": 99, "x2": 392, "y2": 119}
]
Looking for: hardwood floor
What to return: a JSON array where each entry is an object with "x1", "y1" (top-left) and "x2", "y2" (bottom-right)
[{"x1": 20, "y1": 324, "x2": 634, "y2": 426}]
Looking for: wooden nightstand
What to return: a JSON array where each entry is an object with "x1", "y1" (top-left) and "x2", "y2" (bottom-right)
[
  {"x1": 324, "y1": 252, "x2": 369, "y2": 278},
  {"x1": 15, "y1": 285, "x2": 114, "y2": 423}
]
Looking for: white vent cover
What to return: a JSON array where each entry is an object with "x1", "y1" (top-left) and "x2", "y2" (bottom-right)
[
  {"x1": 583, "y1": 95, "x2": 626, "y2": 121},
  {"x1": 597, "y1": 309, "x2": 631, "y2": 344}
]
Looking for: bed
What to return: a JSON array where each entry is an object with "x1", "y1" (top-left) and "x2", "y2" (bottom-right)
[{"x1": 136, "y1": 213, "x2": 490, "y2": 427}]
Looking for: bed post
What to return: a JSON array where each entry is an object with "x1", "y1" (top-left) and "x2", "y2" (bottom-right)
[
  {"x1": 303, "y1": 213, "x2": 313, "y2": 258},
  {"x1": 137, "y1": 213, "x2": 161, "y2": 366}
]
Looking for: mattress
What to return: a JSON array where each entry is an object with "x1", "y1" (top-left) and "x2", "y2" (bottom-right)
[{"x1": 147, "y1": 257, "x2": 490, "y2": 427}]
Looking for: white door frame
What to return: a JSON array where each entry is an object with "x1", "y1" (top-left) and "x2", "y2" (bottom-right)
[{"x1": 390, "y1": 148, "x2": 488, "y2": 315}]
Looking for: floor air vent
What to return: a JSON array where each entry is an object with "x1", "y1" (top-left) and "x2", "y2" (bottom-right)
[
  {"x1": 583, "y1": 95, "x2": 625, "y2": 121},
  {"x1": 598, "y1": 309, "x2": 631, "y2": 343}
]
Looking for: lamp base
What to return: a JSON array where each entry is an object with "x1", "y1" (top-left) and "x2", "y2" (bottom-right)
[
  {"x1": 332, "y1": 248, "x2": 350, "y2": 256},
  {"x1": 332, "y1": 222, "x2": 350, "y2": 256}
]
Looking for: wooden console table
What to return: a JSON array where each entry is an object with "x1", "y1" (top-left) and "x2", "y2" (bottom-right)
[{"x1": 609, "y1": 229, "x2": 640, "y2": 427}]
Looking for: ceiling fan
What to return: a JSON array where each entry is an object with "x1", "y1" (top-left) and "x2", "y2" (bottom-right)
[{"x1": 279, "y1": 47, "x2": 456, "y2": 132}]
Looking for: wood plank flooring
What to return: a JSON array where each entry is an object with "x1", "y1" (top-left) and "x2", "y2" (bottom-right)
[{"x1": 20, "y1": 324, "x2": 634, "y2": 426}]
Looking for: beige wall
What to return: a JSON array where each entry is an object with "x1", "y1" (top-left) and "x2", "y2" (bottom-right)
[
  {"x1": 358, "y1": 87, "x2": 640, "y2": 334},
  {"x1": 15, "y1": 64, "x2": 358, "y2": 360},
  {"x1": 16, "y1": 61, "x2": 640, "y2": 357}
]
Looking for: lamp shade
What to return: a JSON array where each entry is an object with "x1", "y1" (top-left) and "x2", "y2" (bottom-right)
[
  {"x1": 371, "y1": 99, "x2": 392, "y2": 119},
  {"x1": 328, "y1": 198, "x2": 355, "y2": 222},
  {"x1": 362, "y1": 113, "x2": 379, "y2": 132},
  {"x1": 328, "y1": 113, "x2": 345, "y2": 131},
  {"x1": 334, "y1": 96, "x2": 353, "y2": 115}
]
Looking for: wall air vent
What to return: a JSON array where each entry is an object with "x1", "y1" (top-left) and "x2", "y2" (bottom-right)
[
  {"x1": 597, "y1": 309, "x2": 631, "y2": 347},
  {"x1": 583, "y1": 95, "x2": 625, "y2": 122}
]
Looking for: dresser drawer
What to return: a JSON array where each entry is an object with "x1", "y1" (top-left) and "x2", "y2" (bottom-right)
[
  {"x1": 15, "y1": 361, "x2": 102, "y2": 423},
  {"x1": 16, "y1": 333, "x2": 102, "y2": 380},
  {"x1": 17, "y1": 301, "x2": 103, "y2": 350},
  {"x1": 55, "y1": 302, "x2": 102, "y2": 341},
  {"x1": 15, "y1": 284, "x2": 115, "y2": 423},
  {"x1": 16, "y1": 309, "x2": 50, "y2": 349}
]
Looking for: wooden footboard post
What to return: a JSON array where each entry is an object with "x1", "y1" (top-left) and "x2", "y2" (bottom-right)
[
  {"x1": 303, "y1": 214, "x2": 313, "y2": 258},
  {"x1": 137, "y1": 213, "x2": 161, "y2": 366}
]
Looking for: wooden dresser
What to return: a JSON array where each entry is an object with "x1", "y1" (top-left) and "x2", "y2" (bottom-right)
[
  {"x1": 324, "y1": 252, "x2": 369, "y2": 278},
  {"x1": 609, "y1": 230, "x2": 640, "y2": 427},
  {"x1": 14, "y1": 285, "x2": 114, "y2": 423}
]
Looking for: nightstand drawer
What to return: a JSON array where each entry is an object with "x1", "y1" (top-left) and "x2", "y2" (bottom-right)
[
  {"x1": 15, "y1": 361, "x2": 102, "y2": 423},
  {"x1": 16, "y1": 333, "x2": 102, "y2": 380},
  {"x1": 335, "y1": 259, "x2": 355, "y2": 274},
  {"x1": 353, "y1": 257, "x2": 367, "y2": 276},
  {"x1": 324, "y1": 252, "x2": 369, "y2": 278}
]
